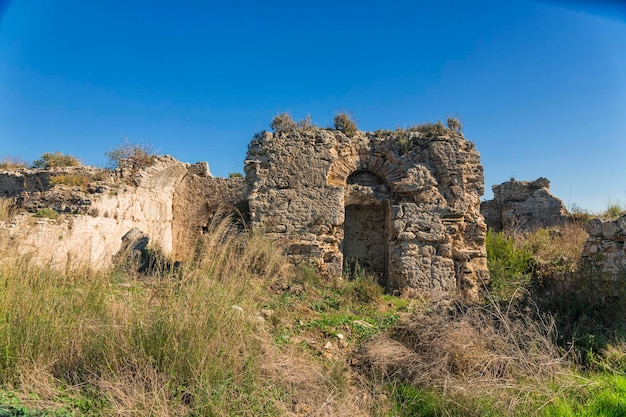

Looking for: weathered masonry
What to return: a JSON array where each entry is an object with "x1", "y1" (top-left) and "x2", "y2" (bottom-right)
[{"x1": 245, "y1": 127, "x2": 489, "y2": 300}]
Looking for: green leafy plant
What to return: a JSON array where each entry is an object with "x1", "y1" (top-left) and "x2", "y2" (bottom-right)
[
  {"x1": 32, "y1": 152, "x2": 81, "y2": 169},
  {"x1": 228, "y1": 172, "x2": 243, "y2": 178},
  {"x1": 333, "y1": 113, "x2": 358, "y2": 137}
]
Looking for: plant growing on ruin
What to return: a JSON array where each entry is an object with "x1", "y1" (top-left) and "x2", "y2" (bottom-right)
[
  {"x1": 0, "y1": 156, "x2": 27, "y2": 171},
  {"x1": 333, "y1": 113, "x2": 358, "y2": 137},
  {"x1": 32, "y1": 152, "x2": 81, "y2": 169},
  {"x1": 446, "y1": 116, "x2": 463, "y2": 133},
  {"x1": 407, "y1": 121, "x2": 447, "y2": 138},
  {"x1": 105, "y1": 139, "x2": 157, "y2": 169},
  {"x1": 297, "y1": 114, "x2": 316, "y2": 131},
  {"x1": 228, "y1": 172, "x2": 243, "y2": 178},
  {"x1": 49, "y1": 173, "x2": 91, "y2": 189},
  {"x1": 270, "y1": 112, "x2": 297, "y2": 134}
]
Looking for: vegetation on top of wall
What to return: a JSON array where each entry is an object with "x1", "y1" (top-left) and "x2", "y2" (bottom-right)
[
  {"x1": 32, "y1": 152, "x2": 81, "y2": 169},
  {"x1": 228, "y1": 172, "x2": 243, "y2": 178},
  {"x1": 0, "y1": 156, "x2": 28, "y2": 171},
  {"x1": 105, "y1": 139, "x2": 157, "y2": 169},
  {"x1": 333, "y1": 112, "x2": 358, "y2": 137},
  {"x1": 270, "y1": 112, "x2": 297, "y2": 134},
  {"x1": 446, "y1": 116, "x2": 463, "y2": 133}
]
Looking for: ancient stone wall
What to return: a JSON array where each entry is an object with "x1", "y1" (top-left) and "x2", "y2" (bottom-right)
[
  {"x1": 0, "y1": 157, "x2": 245, "y2": 268},
  {"x1": 582, "y1": 215, "x2": 626, "y2": 278},
  {"x1": 481, "y1": 177, "x2": 568, "y2": 232},
  {"x1": 245, "y1": 127, "x2": 489, "y2": 300}
]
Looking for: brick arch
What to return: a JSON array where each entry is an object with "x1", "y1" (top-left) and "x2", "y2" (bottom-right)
[{"x1": 327, "y1": 154, "x2": 406, "y2": 187}]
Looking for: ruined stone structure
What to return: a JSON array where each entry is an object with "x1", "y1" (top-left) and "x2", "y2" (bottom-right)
[
  {"x1": 0, "y1": 157, "x2": 245, "y2": 269},
  {"x1": 245, "y1": 127, "x2": 489, "y2": 300},
  {"x1": 481, "y1": 177, "x2": 569, "y2": 232},
  {"x1": 1, "y1": 125, "x2": 490, "y2": 300},
  {"x1": 582, "y1": 215, "x2": 626, "y2": 278}
]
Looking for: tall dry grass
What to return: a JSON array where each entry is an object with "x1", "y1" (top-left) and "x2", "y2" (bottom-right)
[
  {"x1": 0, "y1": 197, "x2": 17, "y2": 221},
  {"x1": 0, "y1": 218, "x2": 377, "y2": 416},
  {"x1": 356, "y1": 295, "x2": 578, "y2": 414}
]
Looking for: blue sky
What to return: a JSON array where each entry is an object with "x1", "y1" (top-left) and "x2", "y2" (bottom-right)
[{"x1": 0, "y1": 0, "x2": 624, "y2": 212}]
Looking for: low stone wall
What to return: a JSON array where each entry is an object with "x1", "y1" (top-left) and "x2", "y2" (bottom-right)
[{"x1": 582, "y1": 215, "x2": 626, "y2": 278}]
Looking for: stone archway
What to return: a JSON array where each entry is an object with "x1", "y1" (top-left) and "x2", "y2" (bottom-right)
[{"x1": 342, "y1": 170, "x2": 389, "y2": 283}]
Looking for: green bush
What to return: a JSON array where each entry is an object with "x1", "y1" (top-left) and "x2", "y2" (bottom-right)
[
  {"x1": 333, "y1": 113, "x2": 358, "y2": 137},
  {"x1": 32, "y1": 152, "x2": 81, "y2": 169},
  {"x1": 269, "y1": 113, "x2": 297, "y2": 134},
  {"x1": 228, "y1": 172, "x2": 243, "y2": 178}
]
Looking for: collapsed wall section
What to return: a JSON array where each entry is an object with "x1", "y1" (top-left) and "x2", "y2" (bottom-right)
[{"x1": 245, "y1": 127, "x2": 489, "y2": 301}]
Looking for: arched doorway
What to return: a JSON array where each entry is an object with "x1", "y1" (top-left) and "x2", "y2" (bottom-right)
[{"x1": 342, "y1": 170, "x2": 389, "y2": 283}]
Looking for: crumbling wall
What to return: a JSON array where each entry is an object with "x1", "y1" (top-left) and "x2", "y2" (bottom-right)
[
  {"x1": 172, "y1": 166, "x2": 247, "y2": 260},
  {"x1": 0, "y1": 157, "x2": 243, "y2": 269},
  {"x1": 481, "y1": 177, "x2": 568, "y2": 232},
  {"x1": 582, "y1": 215, "x2": 626, "y2": 278},
  {"x1": 245, "y1": 127, "x2": 489, "y2": 300}
]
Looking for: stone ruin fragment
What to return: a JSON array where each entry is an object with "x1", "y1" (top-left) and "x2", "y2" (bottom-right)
[
  {"x1": 245, "y1": 126, "x2": 489, "y2": 301},
  {"x1": 481, "y1": 177, "x2": 569, "y2": 232}
]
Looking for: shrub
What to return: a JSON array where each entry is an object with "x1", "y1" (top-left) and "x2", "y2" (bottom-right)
[
  {"x1": 446, "y1": 116, "x2": 463, "y2": 133},
  {"x1": 105, "y1": 139, "x2": 156, "y2": 169},
  {"x1": 270, "y1": 113, "x2": 297, "y2": 134},
  {"x1": 333, "y1": 113, "x2": 358, "y2": 137},
  {"x1": 32, "y1": 152, "x2": 81, "y2": 169},
  {"x1": 0, "y1": 156, "x2": 27, "y2": 170},
  {"x1": 228, "y1": 172, "x2": 243, "y2": 178}
]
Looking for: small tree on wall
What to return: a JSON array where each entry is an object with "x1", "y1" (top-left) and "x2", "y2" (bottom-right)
[
  {"x1": 333, "y1": 113, "x2": 358, "y2": 137},
  {"x1": 270, "y1": 113, "x2": 297, "y2": 134}
]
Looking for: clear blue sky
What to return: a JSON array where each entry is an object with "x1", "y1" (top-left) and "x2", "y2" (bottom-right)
[{"x1": 1, "y1": 0, "x2": 625, "y2": 212}]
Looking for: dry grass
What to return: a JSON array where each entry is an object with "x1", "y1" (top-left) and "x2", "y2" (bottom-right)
[
  {"x1": 356, "y1": 296, "x2": 572, "y2": 413},
  {"x1": 0, "y1": 197, "x2": 17, "y2": 221},
  {"x1": 0, "y1": 156, "x2": 28, "y2": 170}
]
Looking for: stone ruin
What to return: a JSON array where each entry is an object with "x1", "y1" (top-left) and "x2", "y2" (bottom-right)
[
  {"x1": 245, "y1": 127, "x2": 488, "y2": 300},
  {"x1": 582, "y1": 215, "x2": 626, "y2": 279},
  {"x1": 481, "y1": 177, "x2": 569, "y2": 232},
  {"x1": 0, "y1": 124, "x2": 490, "y2": 300}
]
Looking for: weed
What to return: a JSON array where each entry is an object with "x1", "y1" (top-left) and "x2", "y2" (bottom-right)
[
  {"x1": 49, "y1": 173, "x2": 91, "y2": 189},
  {"x1": 33, "y1": 208, "x2": 60, "y2": 220}
]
